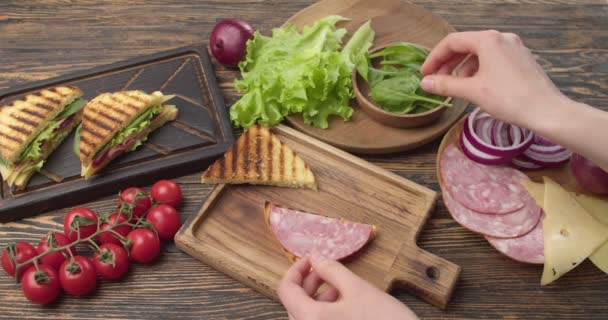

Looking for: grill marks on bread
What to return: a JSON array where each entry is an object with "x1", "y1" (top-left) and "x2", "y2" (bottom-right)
[
  {"x1": 0, "y1": 86, "x2": 82, "y2": 163},
  {"x1": 201, "y1": 125, "x2": 317, "y2": 190},
  {"x1": 79, "y1": 91, "x2": 162, "y2": 165}
]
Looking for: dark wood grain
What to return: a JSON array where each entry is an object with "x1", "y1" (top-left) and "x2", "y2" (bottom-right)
[
  {"x1": 0, "y1": 45, "x2": 234, "y2": 221},
  {"x1": 1, "y1": 0, "x2": 607, "y2": 319}
]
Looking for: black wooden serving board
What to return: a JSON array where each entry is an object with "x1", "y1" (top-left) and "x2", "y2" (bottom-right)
[{"x1": 0, "y1": 45, "x2": 234, "y2": 222}]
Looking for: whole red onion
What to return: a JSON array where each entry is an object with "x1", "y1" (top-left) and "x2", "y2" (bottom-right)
[
  {"x1": 571, "y1": 153, "x2": 608, "y2": 194},
  {"x1": 209, "y1": 18, "x2": 255, "y2": 67}
]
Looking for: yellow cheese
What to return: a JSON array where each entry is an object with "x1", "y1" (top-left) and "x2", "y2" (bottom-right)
[
  {"x1": 540, "y1": 177, "x2": 608, "y2": 285},
  {"x1": 523, "y1": 180, "x2": 608, "y2": 274}
]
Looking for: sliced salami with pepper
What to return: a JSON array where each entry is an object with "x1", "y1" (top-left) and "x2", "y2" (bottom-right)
[
  {"x1": 264, "y1": 202, "x2": 376, "y2": 263},
  {"x1": 442, "y1": 190, "x2": 541, "y2": 238},
  {"x1": 441, "y1": 144, "x2": 531, "y2": 214},
  {"x1": 485, "y1": 215, "x2": 544, "y2": 264}
]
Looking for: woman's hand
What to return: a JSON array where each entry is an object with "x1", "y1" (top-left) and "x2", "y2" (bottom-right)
[
  {"x1": 278, "y1": 256, "x2": 418, "y2": 320},
  {"x1": 420, "y1": 30, "x2": 567, "y2": 129}
]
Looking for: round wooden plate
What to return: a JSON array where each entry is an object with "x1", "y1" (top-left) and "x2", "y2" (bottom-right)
[
  {"x1": 436, "y1": 116, "x2": 581, "y2": 200},
  {"x1": 284, "y1": 0, "x2": 469, "y2": 154}
]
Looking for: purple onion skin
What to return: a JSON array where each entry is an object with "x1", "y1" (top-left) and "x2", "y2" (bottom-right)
[
  {"x1": 210, "y1": 18, "x2": 255, "y2": 67},
  {"x1": 571, "y1": 153, "x2": 608, "y2": 194}
]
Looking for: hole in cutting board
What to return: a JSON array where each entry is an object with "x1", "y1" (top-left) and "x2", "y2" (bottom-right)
[{"x1": 426, "y1": 266, "x2": 439, "y2": 280}]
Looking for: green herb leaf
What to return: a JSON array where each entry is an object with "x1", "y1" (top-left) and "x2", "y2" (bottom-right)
[{"x1": 54, "y1": 98, "x2": 87, "y2": 120}]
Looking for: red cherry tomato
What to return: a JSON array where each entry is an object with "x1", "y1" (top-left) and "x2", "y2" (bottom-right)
[
  {"x1": 127, "y1": 229, "x2": 160, "y2": 263},
  {"x1": 1, "y1": 242, "x2": 38, "y2": 279},
  {"x1": 93, "y1": 243, "x2": 129, "y2": 280},
  {"x1": 97, "y1": 212, "x2": 132, "y2": 245},
  {"x1": 37, "y1": 232, "x2": 76, "y2": 270},
  {"x1": 147, "y1": 204, "x2": 182, "y2": 240},
  {"x1": 118, "y1": 187, "x2": 151, "y2": 220},
  {"x1": 21, "y1": 264, "x2": 61, "y2": 305},
  {"x1": 64, "y1": 207, "x2": 98, "y2": 242},
  {"x1": 59, "y1": 256, "x2": 97, "y2": 296},
  {"x1": 151, "y1": 180, "x2": 182, "y2": 208}
]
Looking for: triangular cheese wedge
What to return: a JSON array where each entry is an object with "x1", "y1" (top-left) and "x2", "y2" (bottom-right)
[
  {"x1": 541, "y1": 177, "x2": 608, "y2": 285},
  {"x1": 523, "y1": 180, "x2": 608, "y2": 274},
  {"x1": 201, "y1": 125, "x2": 317, "y2": 190}
]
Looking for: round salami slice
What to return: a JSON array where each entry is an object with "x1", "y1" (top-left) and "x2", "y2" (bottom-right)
[
  {"x1": 265, "y1": 203, "x2": 375, "y2": 261},
  {"x1": 486, "y1": 216, "x2": 544, "y2": 264},
  {"x1": 440, "y1": 144, "x2": 531, "y2": 214},
  {"x1": 443, "y1": 190, "x2": 541, "y2": 238}
]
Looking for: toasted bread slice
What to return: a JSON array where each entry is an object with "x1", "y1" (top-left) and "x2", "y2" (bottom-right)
[
  {"x1": 7, "y1": 111, "x2": 84, "y2": 190},
  {"x1": 0, "y1": 86, "x2": 82, "y2": 164},
  {"x1": 264, "y1": 202, "x2": 377, "y2": 263},
  {"x1": 81, "y1": 105, "x2": 178, "y2": 179},
  {"x1": 201, "y1": 125, "x2": 317, "y2": 190},
  {"x1": 79, "y1": 91, "x2": 172, "y2": 167}
]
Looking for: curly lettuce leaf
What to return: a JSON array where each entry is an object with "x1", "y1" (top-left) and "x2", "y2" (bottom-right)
[
  {"x1": 101, "y1": 105, "x2": 163, "y2": 154},
  {"x1": 19, "y1": 121, "x2": 59, "y2": 163},
  {"x1": 230, "y1": 16, "x2": 375, "y2": 129},
  {"x1": 73, "y1": 124, "x2": 82, "y2": 156}
]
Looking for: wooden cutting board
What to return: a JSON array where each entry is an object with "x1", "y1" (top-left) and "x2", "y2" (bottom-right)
[
  {"x1": 175, "y1": 125, "x2": 461, "y2": 309},
  {"x1": 0, "y1": 45, "x2": 234, "y2": 222},
  {"x1": 284, "y1": 0, "x2": 469, "y2": 154}
]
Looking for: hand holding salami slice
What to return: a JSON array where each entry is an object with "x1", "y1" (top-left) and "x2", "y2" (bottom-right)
[{"x1": 264, "y1": 202, "x2": 376, "y2": 262}]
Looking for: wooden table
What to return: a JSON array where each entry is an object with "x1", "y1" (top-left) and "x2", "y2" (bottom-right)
[{"x1": 1, "y1": 1, "x2": 606, "y2": 319}]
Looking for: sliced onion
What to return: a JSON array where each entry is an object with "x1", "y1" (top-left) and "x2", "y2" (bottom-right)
[
  {"x1": 511, "y1": 154, "x2": 543, "y2": 170},
  {"x1": 460, "y1": 127, "x2": 507, "y2": 165},
  {"x1": 461, "y1": 108, "x2": 533, "y2": 164}
]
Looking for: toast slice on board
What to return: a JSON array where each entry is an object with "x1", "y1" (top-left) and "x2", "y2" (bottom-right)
[{"x1": 201, "y1": 125, "x2": 317, "y2": 190}]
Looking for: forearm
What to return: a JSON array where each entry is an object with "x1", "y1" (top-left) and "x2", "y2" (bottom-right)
[{"x1": 527, "y1": 96, "x2": 608, "y2": 171}]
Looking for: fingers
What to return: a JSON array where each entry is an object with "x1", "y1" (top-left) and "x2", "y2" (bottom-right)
[
  {"x1": 421, "y1": 30, "x2": 497, "y2": 75},
  {"x1": 310, "y1": 256, "x2": 363, "y2": 296},
  {"x1": 302, "y1": 271, "x2": 323, "y2": 296},
  {"x1": 315, "y1": 286, "x2": 340, "y2": 302},
  {"x1": 457, "y1": 56, "x2": 479, "y2": 77},
  {"x1": 278, "y1": 258, "x2": 318, "y2": 317},
  {"x1": 437, "y1": 53, "x2": 468, "y2": 75},
  {"x1": 420, "y1": 74, "x2": 478, "y2": 102}
]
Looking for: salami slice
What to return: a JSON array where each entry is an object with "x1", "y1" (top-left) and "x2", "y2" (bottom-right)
[
  {"x1": 486, "y1": 215, "x2": 544, "y2": 264},
  {"x1": 443, "y1": 190, "x2": 541, "y2": 238},
  {"x1": 440, "y1": 144, "x2": 531, "y2": 214},
  {"x1": 264, "y1": 202, "x2": 375, "y2": 262}
]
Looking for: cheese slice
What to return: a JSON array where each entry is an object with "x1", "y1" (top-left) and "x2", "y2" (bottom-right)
[
  {"x1": 523, "y1": 180, "x2": 608, "y2": 274},
  {"x1": 540, "y1": 177, "x2": 608, "y2": 285},
  {"x1": 574, "y1": 193, "x2": 608, "y2": 274}
]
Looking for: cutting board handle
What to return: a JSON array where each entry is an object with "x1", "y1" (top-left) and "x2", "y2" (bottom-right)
[{"x1": 386, "y1": 245, "x2": 461, "y2": 309}]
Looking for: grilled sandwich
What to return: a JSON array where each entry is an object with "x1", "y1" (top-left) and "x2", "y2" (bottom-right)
[
  {"x1": 0, "y1": 86, "x2": 86, "y2": 189},
  {"x1": 76, "y1": 90, "x2": 178, "y2": 179},
  {"x1": 201, "y1": 125, "x2": 317, "y2": 190}
]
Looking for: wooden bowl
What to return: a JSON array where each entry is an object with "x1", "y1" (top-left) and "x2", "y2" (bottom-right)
[{"x1": 353, "y1": 43, "x2": 451, "y2": 128}]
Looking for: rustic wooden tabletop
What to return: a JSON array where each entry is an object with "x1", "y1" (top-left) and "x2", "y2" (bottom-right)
[{"x1": 1, "y1": 1, "x2": 607, "y2": 319}]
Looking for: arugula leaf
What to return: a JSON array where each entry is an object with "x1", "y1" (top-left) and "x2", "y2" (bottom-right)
[
  {"x1": 54, "y1": 98, "x2": 87, "y2": 120},
  {"x1": 230, "y1": 16, "x2": 375, "y2": 129}
]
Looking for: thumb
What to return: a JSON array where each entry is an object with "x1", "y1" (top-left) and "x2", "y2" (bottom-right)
[
  {"x1": 311, "y1": 255, "x2": 364, "y2": 295},
  {"x1": 420, "y1": 75, "x2": 477, "y2": 102}
]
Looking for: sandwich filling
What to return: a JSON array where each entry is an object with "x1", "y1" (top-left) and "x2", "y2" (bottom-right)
[
  {"x1": 75, "y1": 103, "x2": 176, "y2": 170},
  {"x1": 0, "y1": 98, "x2": 87, "y2": 185}
]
